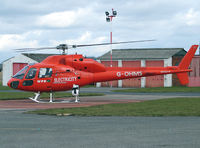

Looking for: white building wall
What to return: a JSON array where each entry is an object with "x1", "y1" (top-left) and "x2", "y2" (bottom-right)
[
  {"x1": 2, "y1": 54, "x2": 37, "y2": 86},
  {"x1": 3, "y1": 58, "x2": 13, "y2": 86},
  {"x1": 118, "y1": 60, "x2": 122, "y2": 88},
  {"x1": 164, "y1": 57, "x2": 172, "y2": 87},
  {"x1": 141, "y1": 60, "x2": 146, "y2": 88}
]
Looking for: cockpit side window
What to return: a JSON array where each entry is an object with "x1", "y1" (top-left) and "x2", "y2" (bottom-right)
[
  {"x1": 25, "y1": 68, "x2": 37, "y2": 79},
  {"x1": 39, "y1": 68, "x2": 52, "y2": 78},
  {"x1": 13, "y1": 66, "x2": 29, "y2": 79}
]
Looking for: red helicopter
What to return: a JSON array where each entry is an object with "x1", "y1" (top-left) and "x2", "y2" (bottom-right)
[{"x1": 7, "y1": 41, "x2": 198, "y2": 103}]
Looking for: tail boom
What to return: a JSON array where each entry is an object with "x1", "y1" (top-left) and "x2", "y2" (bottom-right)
[{"x1": 93, "y1": 45, "x2": 198, "y2": 85}]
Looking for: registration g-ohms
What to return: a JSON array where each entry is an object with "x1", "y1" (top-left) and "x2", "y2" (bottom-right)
[{"x1": 117, "y1": 72, "x2": 122, "y2": 77}]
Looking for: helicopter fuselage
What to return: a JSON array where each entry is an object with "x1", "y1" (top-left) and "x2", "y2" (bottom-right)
[{"x1": 7, "y1": 45, "x2": 198, "y2": 92}]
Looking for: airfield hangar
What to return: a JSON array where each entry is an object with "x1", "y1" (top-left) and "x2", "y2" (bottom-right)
[
  {"x1": 97, "y1": 48, "x2": 200, "y2": 88},
  {"x1": 1, "y1": 48, "x2": 200, "y2": 87},
  {"x1": 2, "y1": 53, "x2": 54, "y2": 86}
]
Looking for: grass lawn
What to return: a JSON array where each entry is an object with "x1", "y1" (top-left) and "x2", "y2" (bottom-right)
[
  {"x1": 113, "y1": 86, "x2": 200, "y2": 93},
  {"x1": 28, "y1": 97, "x2": 200, "y2": 116},
  {"x1": 0, "y1": 92, "x2": 104, "y2": 100},
  {"x1": 0, "y1": 82, "x2": 12, "y2": 90}
]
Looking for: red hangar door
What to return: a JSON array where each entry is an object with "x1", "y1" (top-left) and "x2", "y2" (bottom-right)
[{"x1": 13, "y1": 63, "x2": 28, "y2": 75}]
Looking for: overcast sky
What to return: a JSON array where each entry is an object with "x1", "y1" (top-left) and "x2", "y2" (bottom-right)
[{"x1": 1, "y1": 0, "x2": 200, "y2": 63}]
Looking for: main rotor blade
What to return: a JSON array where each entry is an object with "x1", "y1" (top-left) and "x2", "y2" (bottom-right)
[
  {"x1": 75, "y1": 39, "x2": 156, "y2": 48},
  {"x1": 13, "y1": 39, "x2": 156, "y2": 52},
  {"x1": 14, "y1": 47, "x2": 56, "y2": 52}
]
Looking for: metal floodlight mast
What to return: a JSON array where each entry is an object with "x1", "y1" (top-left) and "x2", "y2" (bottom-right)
[
  {"x1": 105, "y1": 8, "x2": 117, "y2": 68},
  {"x1": 105, "y1": 8, "x2": 117, "y2": 88},
  {"x1": 199, "y1": 42, "x2": 200, "y2": 55}
]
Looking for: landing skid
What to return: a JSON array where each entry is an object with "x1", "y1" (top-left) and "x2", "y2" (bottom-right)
[
  {"x1": 28, "y1": 91, "x2": 80, "y2": 103},
  {"x1": 72, "y1": 84, "x2": 80, "y2": 103},
  {"x1": 29, "y1": 92, "x2": 54, "y2": 103},
  {"x1": 29, "y1": 92, "x2": 40, "y2": 103},
  {"x1": 74, "y1": 96, "x2": 80, "y2": 103}
]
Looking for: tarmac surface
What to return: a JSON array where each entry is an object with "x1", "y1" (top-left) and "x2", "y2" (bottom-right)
[
  {"x1": 2, "y1": 87, "x2": 200, "y2": 110},
  {"x1": 1, "y1": 89, "x2": 200, "y2": 110},
  {"x1": 0, "y1": 97, "x2": 140, "y2": 109},
  {"x1": 0, "y1": 87, "x2": 200, "y2": 148},
  {"x1": 0, "y1": 110, "x2": 200, "y2": 148}
]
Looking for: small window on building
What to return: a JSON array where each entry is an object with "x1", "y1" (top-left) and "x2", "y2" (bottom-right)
[
  {"x1": 39, "y1": 68, "x2": 52, "y2": 78},
  {"x1": 25, "y1": 68, "x2": 37, "y2": 79}
]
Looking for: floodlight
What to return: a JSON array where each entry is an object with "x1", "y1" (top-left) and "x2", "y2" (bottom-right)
[
  {"x1": 105, "y1": 11, "x2": 109, "y2": 16},
  {"x1": 113, "y1": 11, "x2": 117, "y2": 16},
  {"x1": 106, "y1": 17, "x2": 110, "y2": 22}
]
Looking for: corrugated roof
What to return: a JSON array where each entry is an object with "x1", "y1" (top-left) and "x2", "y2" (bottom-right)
[
  {"x1": 1, "y1": 56, "x2": 14, "y2": 63},
  {"x1": 98, "y1": 48, "x2": 186, "y2": 60},
  {"x1": 22, "y1": 53, "x2": 56, "y2": 62}
]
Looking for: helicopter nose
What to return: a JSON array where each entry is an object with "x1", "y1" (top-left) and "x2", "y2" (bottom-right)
[
  {"x1": 7, "y1": 79, "x2": 11, "y2": 87},
  {"x1": 7, "y1": 79, "x2": 19, "y2": 89}
]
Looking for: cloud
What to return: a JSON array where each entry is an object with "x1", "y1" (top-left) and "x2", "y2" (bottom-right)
[
  {"x1": 37, "y1": 11, "x2": 76, "y2": 28},
  {"x1": 36, "y1": 8, "x2": 95, "y2": 28},
  {"x1": 0, "y1": 31, "x2": 40, "y2": 51},
  {"x1": 49, "y1": 31, "x2": 108, "y2": 56},
  {"x1": 176, "y1": 8, "x2": 200, "y2": 26},
  {"x1": 1, "y1": 0, "x2": 200, "y2": 63}
]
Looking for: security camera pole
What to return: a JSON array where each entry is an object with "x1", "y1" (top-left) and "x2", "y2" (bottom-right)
[{"x1": 105, "y1": 8, "x2": 117, "y2": 87}]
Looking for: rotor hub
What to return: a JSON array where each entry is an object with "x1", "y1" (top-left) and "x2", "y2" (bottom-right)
[{"x1": 56, "y1": 44, "x2": 68, "y2": 55}]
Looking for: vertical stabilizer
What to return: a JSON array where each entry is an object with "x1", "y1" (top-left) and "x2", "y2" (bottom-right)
[
  {"x1": 178, "y1": 45, "x2": 198, "y2": 70},
  {"x1": 176, "y1": 73, "x2": 189, "y2": 85},
  {"x1": 176, "y1": 45, "x2": 198, "y2": 85}
]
